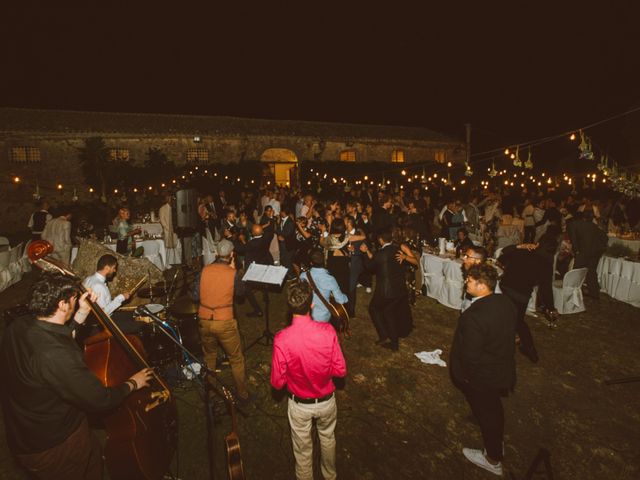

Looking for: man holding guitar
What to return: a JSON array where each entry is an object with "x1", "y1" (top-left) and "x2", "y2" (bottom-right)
[
  {"x1": 0, "y1": 272, "x2": 152, "y2": 480},
  {"x1": 271, "y1": 280, "x2": 347, "y2": 480},
  {"x1": 299, "y1": 249, "x2": 348, "y2": 325}
]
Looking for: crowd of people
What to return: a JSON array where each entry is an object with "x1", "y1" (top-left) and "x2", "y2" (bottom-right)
[{"x1": 4, "y1": 178, "x2": 639, "y2": 478}]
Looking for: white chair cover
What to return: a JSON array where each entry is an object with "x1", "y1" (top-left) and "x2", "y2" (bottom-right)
[
  {"x1": 0, "y1": 244, "x2": 25, "y2": 293},
  {"x1": 553, "y1": 268, "x2": 587, "y2": 314},
  {"x1": 141, "y1": 240, "x2": 164, "y2": 271},
  {"x1": 165, "y1": 233, "x2": 182, "y2": 266},
  {"x1": 0, "y1": 236, "x2": 9, "y2": 248},
  {"x1": 422, "y1": 254, "x2": 446, "y2": 301},
  {"x1": 441, "y1": 260, "x2": 464, "y2": 309},
  {"x1": 613, "y1": 260, "x2": 636, "y2": 303}
]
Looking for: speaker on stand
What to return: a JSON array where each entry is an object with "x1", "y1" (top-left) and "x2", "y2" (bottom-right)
[{"x1": 175, "y1": 189, "x2": 198, "y2": 266}]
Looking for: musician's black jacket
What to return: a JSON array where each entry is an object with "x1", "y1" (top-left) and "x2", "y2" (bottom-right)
[
  {"x1": 450, "y1": 293, "x2": 517, "y2": 391},
  {"x1": 0, "y1": 315, "x2": 129, "y2": 454}
]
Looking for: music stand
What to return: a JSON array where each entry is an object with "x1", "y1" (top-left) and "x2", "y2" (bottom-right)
[{"x1": 242, "y1": 263, "x2": 288, "y2": 351}]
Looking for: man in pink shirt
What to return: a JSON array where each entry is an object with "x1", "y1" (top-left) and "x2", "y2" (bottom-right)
[{"x1": 271, "y1": 281, "x2": 347, "y2": 480}]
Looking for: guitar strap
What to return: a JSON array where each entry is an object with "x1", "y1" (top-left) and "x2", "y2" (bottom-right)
[{"x1": 305, "y1": 270, "x2": 336, "y2": 316}]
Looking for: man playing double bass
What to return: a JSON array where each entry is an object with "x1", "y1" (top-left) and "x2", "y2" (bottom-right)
[{"x1": 0, "y1": 272, "x2": 153, "y2": 480}]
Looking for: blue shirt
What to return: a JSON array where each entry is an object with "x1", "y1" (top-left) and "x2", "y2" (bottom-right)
[{"x1": 300, "y1": 267, "x2": 348, "y2": 322}]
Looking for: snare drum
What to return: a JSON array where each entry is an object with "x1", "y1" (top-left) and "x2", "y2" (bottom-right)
[{"x1": 134, "y1": 303, "x2": 165, "y2": 324}]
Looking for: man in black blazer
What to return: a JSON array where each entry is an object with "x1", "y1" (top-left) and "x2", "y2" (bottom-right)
[
  {"x1": 360, "y1": 229, "x2": 412, "y2": 351},
  {"x1": 450, "y1": 263, "x2": 516, "y2": 477},
  {"x1": 568, "y1": 211, "x2": 608, "y2": 299},
  {"x1": 237, "y1": 224, "x2": 274, "y2": 317},
  {"x1": 276, "y1": 205, "x2": 296, "y2": 271}
]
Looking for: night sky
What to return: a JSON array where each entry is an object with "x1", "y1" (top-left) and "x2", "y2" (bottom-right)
[{"x1": 1, "y1": 3, "x2": 638, "y2": 165}]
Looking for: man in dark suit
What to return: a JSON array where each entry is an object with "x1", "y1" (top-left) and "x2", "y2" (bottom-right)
[
  {"x1": 237, "y1": 224, "x2": 274, "y2": 317},
  {"x1": 360, "y1": 229, "x2": 412, "y2": 351},
  {"x1": 450, "y1": 263, "x2": 517, "y2": 477},
  {"x1": 568, "y1": 211, "x2": 608, "y2": 299},
  {"x1": 371, "y1": 195, "x2": 394, "y2": 239},
  {"x1": 276, "y1": 205, "x2": 296, "y2": 271}
]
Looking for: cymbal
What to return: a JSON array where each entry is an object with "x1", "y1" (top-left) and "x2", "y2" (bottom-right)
[
  {"x1": 137, "y1": 288, "x2": 167, "y2": 298},
  {"x1": 169, "y1": 297, "x2": 198, "y2": 316}
]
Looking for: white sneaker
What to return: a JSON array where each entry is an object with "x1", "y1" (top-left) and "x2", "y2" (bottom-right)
[
  {"x1": 462, "y1": 448, "x2": 503, "y2": 476},
  {"x1": 366, "y1": 287, "x2": 372, "y2": 293}
]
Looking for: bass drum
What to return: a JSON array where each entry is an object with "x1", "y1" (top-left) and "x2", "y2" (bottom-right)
[{"x1": 137, "y1": 305, "x2": 181, "y2": 367}]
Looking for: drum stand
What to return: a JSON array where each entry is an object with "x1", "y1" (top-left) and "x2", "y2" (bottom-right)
[{"x1": 137, "y1": 306, "x2": 245, "y2": 480}]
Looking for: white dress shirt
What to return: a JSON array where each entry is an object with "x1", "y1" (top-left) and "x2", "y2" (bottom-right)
[{"x1": 83, "y1": 272, "x2": 125, "y2": 315}]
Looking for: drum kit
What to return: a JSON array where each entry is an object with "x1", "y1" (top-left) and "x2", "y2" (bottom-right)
[{"x1": 132, "y1": 280, "x2": 201, "y2": 371}]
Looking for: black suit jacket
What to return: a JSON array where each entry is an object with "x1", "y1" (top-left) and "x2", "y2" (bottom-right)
[
  {"x1": 450, "y1": 293, "x2": 517, "y2": 391},
  {"x1": 568, "y1": 219, "x2": 608, "y2": 258},
  {"x1": 242, "y1": 233, "x2": 274, "y2": 267},
  {"x1": 365, "y1": 244, "x2": 407, "y2": 299},
  {"x1": 276, "y1": 216, "x2": 296, "y2": 251}
]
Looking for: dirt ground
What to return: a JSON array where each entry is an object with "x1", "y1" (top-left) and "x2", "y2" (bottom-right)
[{"x1": 1, "y1": 270, "x2": 639, "y2": 479}]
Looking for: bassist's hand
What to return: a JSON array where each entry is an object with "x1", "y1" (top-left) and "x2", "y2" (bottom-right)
[{"x1": 130, "y1": 368, "x2": 154, "y2": 390}]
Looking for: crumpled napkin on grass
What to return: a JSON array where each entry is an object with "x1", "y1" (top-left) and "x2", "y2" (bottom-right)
[{"x1": 414, "y1": 349, "x2": 447, "y2": 367}]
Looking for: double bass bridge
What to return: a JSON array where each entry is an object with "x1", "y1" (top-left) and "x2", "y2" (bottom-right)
[{"x1": 145, "y1": 390, "x2": 170, "y2": 412}]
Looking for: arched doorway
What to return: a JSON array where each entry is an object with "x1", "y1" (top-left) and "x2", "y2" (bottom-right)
[{"x1": 260, "y1": 148, "x2": 298, "y2": 187}]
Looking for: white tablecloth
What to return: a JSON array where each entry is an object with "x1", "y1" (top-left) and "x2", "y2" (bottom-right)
[
  {"x1": 597, "y1": 256, "x2": 640, "y2": 308},
  {"x1": 71, "y1": 239, "x2": 181, "y2": 271},
  {"x1": 133, "y1": 223, "x2": 163, "y2": 237},
  {"x1": 607, "y1": 235, "x2": 640, "y2": 253},
  {"x1": 421, "y1": 252, "x2": 536, "y2": 312}
]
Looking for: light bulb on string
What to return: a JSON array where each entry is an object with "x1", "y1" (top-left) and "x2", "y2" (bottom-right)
[
  {"x1": 570, "y1": 133, "x2": 576, "y2": 141},
  {"x1": 504, "y1": 148, "x2": 510, "y2": 155}
]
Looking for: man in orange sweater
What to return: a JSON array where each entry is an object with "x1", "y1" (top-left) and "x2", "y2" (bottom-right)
[{"x1": 196, "y1": 239, "x2": 250, "y2": 405}]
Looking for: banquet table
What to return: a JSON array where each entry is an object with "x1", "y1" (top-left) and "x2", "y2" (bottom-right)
[
  {"x1": 421, "y1": 252, "x2": 537, "y2": 312},
  {"x1": 607, "y1": 234, "x2": 640, "y2": 253},
  {"x1": 133, "y1": 223, "x2": 163, "y2": 237},
  {"x1": 597, "y1": 255, "x2": 640, "y2": 308},
  {"x1": 71, "y1": 238, "x2": 181, "y2": 271}
]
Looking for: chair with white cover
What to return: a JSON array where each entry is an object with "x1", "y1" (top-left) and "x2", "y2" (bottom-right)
[
  {"x1": 493, "y1": 247, "x2": 504, "y2": 260},
  {"x1": 441, "y1": 260, "x2": 464, "y2": 309},
  {"x1": 142, "y1": 240, "x2": 164, "y2": 271},
  {"x1": 552, "y1": 268, "x2": 587, "y2": 314},
  {"x1": 422, "y1": 254, "x2": 445, "y2": 301},
  {"x1": 0, "y1": 236, "x2": 9, "y2": 251},
  {"x1": 0, "y1": 250, "x2": 10, "y2": 269}
]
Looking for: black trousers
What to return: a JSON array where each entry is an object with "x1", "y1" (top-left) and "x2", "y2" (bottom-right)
[
  {"x1": 501, "y1": 286, "x2": 536, "y2": 354},
  {"x1": 368, "y1": 295, "x2": 412, "y2": 347},
  {"x1": 523, "y1": 225, "x2": 536, "y2": 243},
  {"x1": 460, "y1": 383, "x2": 505, "y2": 462},
  {"x1": 574, "y1": 253, "x2": 601, "y2": 298}
]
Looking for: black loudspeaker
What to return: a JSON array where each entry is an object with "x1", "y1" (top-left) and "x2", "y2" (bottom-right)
[{"x1": 175, "y1": 189, "x2": 198, "y2": 229}]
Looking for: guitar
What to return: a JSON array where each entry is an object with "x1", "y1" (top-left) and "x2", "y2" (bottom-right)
[
  {"x1": 304, "y1": 269, "x2": 351, "y2": 337},
  {"x1": 223, "y1": 387, "x2": 246, "y2": 480}
]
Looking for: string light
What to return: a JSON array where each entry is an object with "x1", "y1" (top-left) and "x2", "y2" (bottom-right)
[
  {"x1": 13, "y1": 176, "x2": 20, "y2": 183},
  {"x1": 57, "y1": 184, "x2": 63, "y2": 190},
  {"x1": 133, "y1": 188, "x2": 138, "y2": 192},
  {"x1": 89, "y1": 187, "x2": 94, "y2": 193},
  {"x1": 504, "y1": 148, "x2": 510, "y2": 155},
  {"x1": 447, "y1": 161, "x2": 452, "y2": 167},
  {"x1": 570, "y1": 133, "x2": 576, "y2": 141}
]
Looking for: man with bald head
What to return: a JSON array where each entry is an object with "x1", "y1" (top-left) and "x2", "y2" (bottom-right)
[{"x1": 237, "y1": 222, "x2": 274, "y2": 317}]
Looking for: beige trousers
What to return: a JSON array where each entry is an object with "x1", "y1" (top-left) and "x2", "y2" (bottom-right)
[
  {"x1": 198, "y1": 318, "x2": 248, "y2": 398},
  {"x1": 287, "y1": 396, "x2": 338, "y2": 480}
]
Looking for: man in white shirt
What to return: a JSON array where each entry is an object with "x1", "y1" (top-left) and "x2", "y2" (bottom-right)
[
  {"x1": 83, "y1": 254, "x2": 131, "y2": 315},
  {"x1": 82, "y1": 254, "x2": 141, "y2": 335}
]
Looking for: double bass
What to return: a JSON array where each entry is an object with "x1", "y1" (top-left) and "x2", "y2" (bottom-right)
[{"x1": 28, "y1": 241, "x2": 177, "y2": 480}]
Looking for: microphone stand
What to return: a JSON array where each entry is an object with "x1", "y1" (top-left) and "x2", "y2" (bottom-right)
[{"x1": 138, "y1": 306, "x2": 244, "y2": 480}]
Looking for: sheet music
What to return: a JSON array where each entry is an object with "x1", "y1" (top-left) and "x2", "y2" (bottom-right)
[{"x1": 242, "y1": 263, "x2": 288, "y2": 285}]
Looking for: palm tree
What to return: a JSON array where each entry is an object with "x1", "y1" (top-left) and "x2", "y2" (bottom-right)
[{"x1": 78, "y1": 137, "x2": 110, "y2": 202}]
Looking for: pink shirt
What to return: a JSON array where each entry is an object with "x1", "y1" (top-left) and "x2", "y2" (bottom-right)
[{"x1": 271, "y1": 314, "x2": 347, "y2": 399}]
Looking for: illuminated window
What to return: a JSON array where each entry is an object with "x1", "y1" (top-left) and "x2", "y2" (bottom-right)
[
  {"x1": 434, "y1": 150, "x2": 446, "y2": 163},
  {"x1": 186, "y1": 148, "x2": 209, "y2": 163},
  {"x1": 340, "y1": 150, "x2": 356, "y2": 162},
  {"x1": 109, "y1": 148, "x2": 130, "y2": 161},
  {"x1": 392, "y1": 149, "x2": 405, "y2": 163},
  {"x1": 10, "y1": 146, "x2": 41, "y2": 163}
]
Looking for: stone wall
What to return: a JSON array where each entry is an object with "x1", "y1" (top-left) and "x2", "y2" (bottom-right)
[{"x1": 1, "y1": 132, "x2": 465, "y2": 236}]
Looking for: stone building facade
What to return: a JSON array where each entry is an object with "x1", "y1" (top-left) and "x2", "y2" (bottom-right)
[{"x1": 0, "y1": 107, "x2": 465, "y2": 234}]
